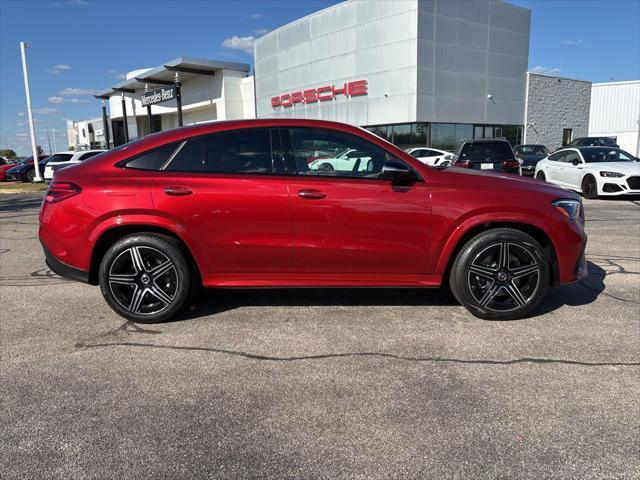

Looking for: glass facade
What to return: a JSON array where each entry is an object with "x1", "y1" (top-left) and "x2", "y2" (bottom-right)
[{"x1": 365, "y1": 122, "x2": 523, "y2": 151}]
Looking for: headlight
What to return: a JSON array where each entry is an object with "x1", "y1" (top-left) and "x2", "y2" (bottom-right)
[
  {"x1": 600, "y1": 171, "x2": 624, "y2": 178},
  {"x1": 552, "y1": 198, "x2": 583, "y2": 223}
]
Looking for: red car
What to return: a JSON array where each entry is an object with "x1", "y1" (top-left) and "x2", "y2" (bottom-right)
[
  {"x1": 40, "y1": 119, "x2": 587, "y2": 323},
  {"x1": 0, "y1": 156, "x2": 16, "y2": 181}
]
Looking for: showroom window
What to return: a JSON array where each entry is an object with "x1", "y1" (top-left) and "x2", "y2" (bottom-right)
[{"x1": 431, "y1": 124, "x2": 473, "y2": 151}]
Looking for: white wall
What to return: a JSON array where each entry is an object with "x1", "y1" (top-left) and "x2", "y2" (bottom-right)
[
  {"x1": 589, "y1": 81, "x2": 640, "y2": 155},
  {"x1": 254, "y1": 0, "x2": 419, "y2": 124},
  {"x1": 417, "y1": 0, "x2": 530, "y2": 125},
  {"x1": 254, "y1": 0, "x2": 530, "y2": 127}
]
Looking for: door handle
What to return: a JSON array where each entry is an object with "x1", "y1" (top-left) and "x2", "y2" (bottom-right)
[
  {"x1": 298, "y1": 189, "x2": 327, "y2": 200},
  {"x1": 164, "y1": 186, "x2": 193, "y2": 196}
]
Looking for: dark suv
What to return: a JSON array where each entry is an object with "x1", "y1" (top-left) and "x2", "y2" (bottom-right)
[
  {"x1": 452, "y1": 139, "x2": 519, "y2": 174},
  {"x1": 567, "y1": 137, "x2": 619, "y2": 148}
]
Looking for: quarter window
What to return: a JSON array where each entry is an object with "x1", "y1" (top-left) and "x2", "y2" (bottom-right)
[
  {"x1": 125, "y1": 142, "x2": 180, "y2": 170},
  {"x1": 286, "y1": 128, "x2": 398, "y2": 178}
]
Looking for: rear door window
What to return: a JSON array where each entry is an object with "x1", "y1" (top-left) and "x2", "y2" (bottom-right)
[
  {"x1": 166, "y1": 138, "x2": 206, "y2": 171},
  {"x1": 203, "y1": 129, "x2": 273, "y2": 174}
]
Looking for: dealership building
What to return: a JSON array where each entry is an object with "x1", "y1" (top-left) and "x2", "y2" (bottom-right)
[
  {"x1": 72, "y1": 0, "x2": 638, "y2": 156},
  {"x1": 254, "y1": 0, "x2": 530, "y2": 150}
]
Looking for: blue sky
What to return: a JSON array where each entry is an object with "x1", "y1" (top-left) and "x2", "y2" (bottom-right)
[{"x1": 1, "y1": 0, "x2": 639, "y2": 155}]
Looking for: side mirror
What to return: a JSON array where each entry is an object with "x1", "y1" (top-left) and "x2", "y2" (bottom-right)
[
  {"x1": 382, "y1": 161, "x2": 417, "y2": 185},
  {"x1": 572, "y1": 158, "x2": 580, "y2": 166}
]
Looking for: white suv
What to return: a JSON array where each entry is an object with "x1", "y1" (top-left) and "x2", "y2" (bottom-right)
[{"x1": 44, "y1": 150, "x2": 105, "y2": 181}]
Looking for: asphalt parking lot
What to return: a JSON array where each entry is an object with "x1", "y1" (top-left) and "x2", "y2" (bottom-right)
[{"x1": 1, "y1": 193, "x2": 639, "y2": 479}]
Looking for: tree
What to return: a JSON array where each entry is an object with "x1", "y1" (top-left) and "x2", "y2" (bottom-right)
[{"x1": 0, "y1": 149, "x2": 17, "y2": 159}]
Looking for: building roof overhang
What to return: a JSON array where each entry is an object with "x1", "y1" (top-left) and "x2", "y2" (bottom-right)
[{"x1": 95, "y1": 57, "x2": 250, "y2": 98}]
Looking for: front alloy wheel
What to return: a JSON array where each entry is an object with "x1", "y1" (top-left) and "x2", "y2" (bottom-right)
[
  {"x1": 450, "y1": 228, "x2": 550, "y2": 319},
  {"x1": 581, "y1": 175, "x2": 598, "y2": 199},
  {"x1": 99, "y1": 234, "x2": 192, "y2": 323}
]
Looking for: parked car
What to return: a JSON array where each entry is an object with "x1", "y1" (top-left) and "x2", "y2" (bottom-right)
[
  {"x1": 566, "y1": 137, "x2": 619, "y2": 149},
  {"x1": 40, "y1": 119, "x2": 587, "y2": 323},
  {"x1": 0, "y1": 156, "x2": 16, "y2": 182},
  {"x1": 514, "y1": 144, "x2": 550, "y2": 176},
  {"x1": 5, "y1": 155, "x2": 49, "y2": 182},
  {"x1": 307, "y1": 148, "x2": 371, "y2": 172},
  {"x1": 535, "y1": 147, "x2": 640, "y2": 199},
  {"x1": 452, "y1": 139, "x2": 520, "y2": 174},
  {"x1": 405, "y1": 147, "x2": 452, "y2": 167},
  {"x1": 43, "y1": 150, "x2": 105, "y2": 181}
]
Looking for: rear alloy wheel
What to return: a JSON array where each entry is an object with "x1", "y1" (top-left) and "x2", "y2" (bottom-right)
[
  {"x1": 581, "y1": 175, "x2": 598, "y2": 199},
  {"x1": 99, "y1": 234, "x2": 192, "y2": 323},
  {"x1": 450, "y1": 228, "x2": 549, "y2": 320},
  {"x1": 26, "y1": 169, "x2": 35, "y2": 183},
  {"x1": 535, "y1": 171, "x2": 546, "y2": 181}
]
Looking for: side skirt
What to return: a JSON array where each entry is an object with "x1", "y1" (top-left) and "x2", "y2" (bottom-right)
[{"x1": 202, "y1": 273, "x2": 442, "y2": 288}]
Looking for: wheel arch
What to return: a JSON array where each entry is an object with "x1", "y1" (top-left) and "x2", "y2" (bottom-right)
[
  {"x1": 88, "y1": 224, "x2": 203, "y2": 285},
  {"x1": 439, "y1": 221, "x2": 560, "y2": 288}
]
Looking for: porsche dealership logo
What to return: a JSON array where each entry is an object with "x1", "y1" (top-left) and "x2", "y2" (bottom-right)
[{"x1": 271, "y1": 80, "x2": 367, "y2": 109}]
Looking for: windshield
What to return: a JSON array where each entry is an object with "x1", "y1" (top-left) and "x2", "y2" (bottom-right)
[
  {"x1": 516, "y1": 145, "x2": 548, "y2": 155},
  {"x1": 459, "y1": 142, "x2": 515, "y2": 161},
  {"x1": 581, "y1": 148, "x2": 637, "y2": 163}
]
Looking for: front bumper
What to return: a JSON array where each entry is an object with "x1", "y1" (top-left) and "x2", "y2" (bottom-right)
[
  {"x1": 41, "y1": 240, "x2": 89, "y2": 283},
  {"x1": 597, "y1": 175, "x2": 640, "y2": 196}
]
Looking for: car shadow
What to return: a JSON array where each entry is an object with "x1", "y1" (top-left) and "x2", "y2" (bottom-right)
[
  {"x1": 174, "y1": 261, "x2": 607, "y2": 322},
  {"x1": 529, "y1": 261, "x2": 606, "y2": 317},
  {"x1": 176, "y1": 286, "x2": 460, "y2": 321}
]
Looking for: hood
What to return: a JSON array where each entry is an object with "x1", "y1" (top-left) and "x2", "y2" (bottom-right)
[
  {"x1": 584, "y1": 161, "x2": 640, "y2": 176},
  {"x1": 438, "y1": 167, "x2": 580, "y2": 200}
]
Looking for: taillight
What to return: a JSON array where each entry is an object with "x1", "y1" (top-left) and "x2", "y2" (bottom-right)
[
  {"x1": 45, "y1": 182, "x2": 81, "y2": 203},
  {"x1": 455, "y1": 160, "x2": 472, "y2": 168},
  {"x1": 502, "y1": 160, "x2": 520, "y2": 169}
]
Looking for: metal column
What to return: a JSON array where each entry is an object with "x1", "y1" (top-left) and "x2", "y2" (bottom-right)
[
  {"x1": 175, "y1": 73, "x2": 183, "y2": 127},
  {"x1": 101, "y1": 99, "x2": 111, "y2": 149},
  {"x1": 121, "y1": 92, "x2": 129, "y2": 143}
]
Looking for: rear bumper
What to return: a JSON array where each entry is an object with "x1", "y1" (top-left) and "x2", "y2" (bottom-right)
[{"x1": 41, "y1": 240, "x2": 89, "y2": 284}]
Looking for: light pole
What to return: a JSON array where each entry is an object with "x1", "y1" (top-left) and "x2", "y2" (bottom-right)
[
  {"x1": 19, "y1": 41, "x2": 43, "y2": 182},
  {"x1": 52, "y1": 127, "x2": 58, "y2": 152}
]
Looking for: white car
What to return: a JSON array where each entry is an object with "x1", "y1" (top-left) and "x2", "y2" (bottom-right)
[
  {"x1": 535, "y1": 147, "x2": 640, "y2": 199},
  {"x1": 44, "y1": 150, "x2": 105, "y2": 181},
  {"x1": 405, "y1": 147, "x2": 453, "y2": 167},
  {"x1": 308, "y1": 148, "x2": 371, "y2": 173}
]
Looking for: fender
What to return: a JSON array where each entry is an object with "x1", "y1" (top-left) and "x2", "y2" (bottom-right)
[
  {"x1": 88, "y1": 211, "x2": 211, "y2": 274},
  {"x1": 430, "y1": 208, "x2": 557, "y2": 276}
]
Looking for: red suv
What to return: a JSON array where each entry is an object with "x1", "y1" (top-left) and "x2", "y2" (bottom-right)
[{"x1": 40, "y1": 119, "x2": 587, "y2": 322}]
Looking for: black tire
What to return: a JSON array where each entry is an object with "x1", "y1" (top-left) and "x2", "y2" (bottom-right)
[
  {"x1": 449, "y1": 228, "x2": 550, "y2": 320},
  {"x1": 25, "y1": 169, "x2": 35, "y2": 183},
  {"x1": 99, "y1": 233, "x2": 192, "y2": 323},
  {"x1": 535, "y1": 171, "x2": 546, "y2": 181},
  {"x1": 581, "y1": 175, "x2": 598, "y2": 199}
]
